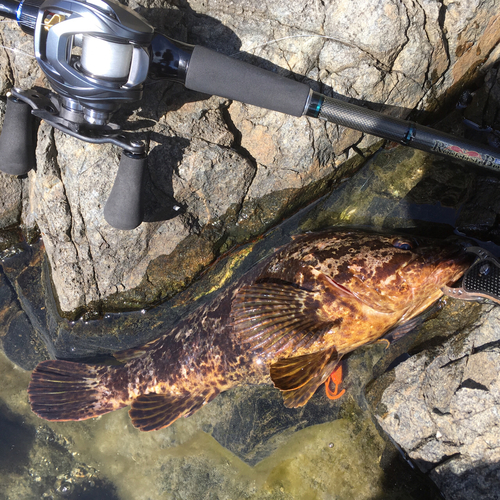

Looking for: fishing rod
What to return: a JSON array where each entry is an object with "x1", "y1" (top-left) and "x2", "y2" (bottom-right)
[{"x1": 1, "y1": 0, "x2": 499, "y2": 230}]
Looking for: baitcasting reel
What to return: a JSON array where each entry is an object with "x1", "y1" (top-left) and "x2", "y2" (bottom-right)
[
  {"x1": 1, "y1": 0, "x2": 500, "y2": 229},
  {"x1": 0, "y1": 0, "x2": 192, "y2": 229}
]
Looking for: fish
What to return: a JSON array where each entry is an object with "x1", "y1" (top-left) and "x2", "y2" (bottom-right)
[{"x1": 28, "y1": 229, "x2": 472, "y2": 431}]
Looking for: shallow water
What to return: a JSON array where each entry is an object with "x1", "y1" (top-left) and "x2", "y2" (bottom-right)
[
  {"x1": 1, "y1": 142, "x2": 499, "y2": 499},
  {"x1": 0, "y1": 348, "x2": 438, "y2": 500}
]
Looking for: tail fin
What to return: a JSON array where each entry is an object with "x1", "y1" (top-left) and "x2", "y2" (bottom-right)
[{"x1": 28, "y1": 360, "x2": 127, "y2": 422}]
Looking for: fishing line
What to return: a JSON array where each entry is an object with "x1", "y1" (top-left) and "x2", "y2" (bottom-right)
[
  {"x1": 229, "y1": 33, "x2": 352, "y2": 57},
  {"x1": 0, "y1": 45, "x2": 35, "y2": 58},
  {"x1": 0, "y1": 20, "x2": 35, "y2": 58}
]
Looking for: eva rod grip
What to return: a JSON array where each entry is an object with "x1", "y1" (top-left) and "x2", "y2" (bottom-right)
[
  {"x1": 0, "y1": 96, "x2": 36, "y2": 175},
  {"x1": 104, "y1": 152, "x2": 146, "y2": 230},
  {"x1": 184, "y1": 45, "x2": 310, "y2": 116}
]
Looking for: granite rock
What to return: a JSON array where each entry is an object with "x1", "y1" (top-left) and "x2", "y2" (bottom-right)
[
  {"x1": 0, "y1": 0, "x2": 499, "y2": 316},
  {"x1": 368, "y1": 304, "x2": 500, "y2": 500}
]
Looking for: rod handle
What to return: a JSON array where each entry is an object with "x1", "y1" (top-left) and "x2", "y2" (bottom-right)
[
  {"x1": 185, "y1": 46, "x2": 310, "y2": 117},
  {"x1": 0, "y1": 96, "x2": 36, "y2": 175},
  {"x1": 104, "y1": 151, "x2": 146, "y2": 230}
]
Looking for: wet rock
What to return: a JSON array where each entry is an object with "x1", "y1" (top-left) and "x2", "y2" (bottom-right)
[
  {"x1": 367, "y1": 303, "x2": 500, "y2": 500},
  {"x1": 0, "y1": 241, "x2": 51, "y2": 369},
  {"x1": 456, "y1": 176, "x2": 500, "y2": 239},
  {"x1": 208, "y1": 385, "x2": 342, "y2": 466},
  {"x1": 1, "y1": 0, "x2": 499, "y2": 316}
]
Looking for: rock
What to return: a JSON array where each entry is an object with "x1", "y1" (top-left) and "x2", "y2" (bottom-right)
[
  {"x1": 1, "y1": 0, "x2": 499, "y2": 316},
  {"x1": 0, "y1": 171, "x2": 22, "y2": 229},
  {"x1": 367, "y1": 303, "x2": 500, "y2": 500}
]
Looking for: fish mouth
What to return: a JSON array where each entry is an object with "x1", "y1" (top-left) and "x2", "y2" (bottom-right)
[{"x1": 433, "y1": 241, "x2": 476, "y2": 287}]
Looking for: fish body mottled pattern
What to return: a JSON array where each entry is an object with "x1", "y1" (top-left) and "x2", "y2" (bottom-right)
[{"x1": 28, "y1": 229, "x2": 472, "y2": 431}]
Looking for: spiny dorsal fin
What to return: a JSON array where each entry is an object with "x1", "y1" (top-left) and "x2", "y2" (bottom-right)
[
  {"x1": 270, "y1": 348, "x2": 341, "y2": 408},
  {"x1": 113, "y1": 338, "x2": 160, "y2": 363},
  {"x1": 129, "y1": 389, "x2": 219, "y2": 432},
  {"x1": 231, "y1": 282, "x2": 339, "y2": 358}
]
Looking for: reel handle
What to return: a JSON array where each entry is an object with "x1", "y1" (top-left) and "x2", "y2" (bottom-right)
[
  {"x1": 104, "y1": 151, "x2": 146, "y2": 230},
  {"x1": 0, "y1": 96, "x2": 36, "y2": 175}
]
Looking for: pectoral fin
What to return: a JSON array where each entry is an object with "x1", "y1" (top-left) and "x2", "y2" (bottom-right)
[
  {"x1": 270, "y1": 347, "x2": 341, "y2": 408},
  {"x1": 231, "y1": 282, "x2": 339, "y2": 358},
  {"x1": 380, "y1": 304, "x2": 439, "y2": 345}
]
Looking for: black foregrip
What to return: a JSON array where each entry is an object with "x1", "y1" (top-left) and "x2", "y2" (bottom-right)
[
  {"x1": 185, "y1": 45, "x2": 310, "y2": 116},
  {"x1": 316, "y1": 95, "x2": 413, "y2": 142},
  {"x1": 0, "y1": 96, "x2": 36, "y2": 175},
  {"x1": 103, "y1": 152, "x2": 146, "y2": 230}
]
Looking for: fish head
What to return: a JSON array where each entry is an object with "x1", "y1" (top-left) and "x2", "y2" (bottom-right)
[{"x1": 315, "y1": 231, "x2": 474, "y2": 317}]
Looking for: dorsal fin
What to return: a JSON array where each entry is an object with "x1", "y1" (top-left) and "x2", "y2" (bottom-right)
[
  {"x1": 270, "y1": 347, "x2": 341, "y2": 408},
  {"x1": 129, "y1": 389, "x2": 219, "y2": 431},
  {"x1": 113, "y1": 338, "x2": 160, "y2": 363},
  {"x1": 231, "y1": 282, "x2": 341, "y2": 358}
]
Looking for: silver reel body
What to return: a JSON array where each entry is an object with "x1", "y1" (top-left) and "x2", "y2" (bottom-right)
[{"x1": 33, "y1": 0, "x2": 154, "y2": 126}]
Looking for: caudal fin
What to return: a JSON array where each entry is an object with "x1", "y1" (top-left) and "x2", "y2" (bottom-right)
[{"x1": 28, "y1": 360, "x2": 127, "y2": 422}]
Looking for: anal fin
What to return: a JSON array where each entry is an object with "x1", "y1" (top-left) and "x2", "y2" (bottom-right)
[{"x1": 129, "y1": 389, "x2": 219, "y2": 432}]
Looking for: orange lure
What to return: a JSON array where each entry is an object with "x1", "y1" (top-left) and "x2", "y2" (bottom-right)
[{"x1": 325, "y1": 364, "x2": 346, "y2": 400}]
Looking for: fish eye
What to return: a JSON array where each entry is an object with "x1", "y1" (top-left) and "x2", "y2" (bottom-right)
[{"x1": 392, "y1": 239, "x2": 413, "y2": 250}]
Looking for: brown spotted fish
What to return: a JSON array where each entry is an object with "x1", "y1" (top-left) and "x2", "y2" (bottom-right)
[{"x1": 28, "y1": 230, "x2": 472, "y2": 431}]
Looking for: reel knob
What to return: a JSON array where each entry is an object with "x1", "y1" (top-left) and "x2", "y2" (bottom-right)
[
  {"x1": 0, "y1": 96, "x2": 36, "y2": 175},
  {"x1": 104, "y1": 151, "x2": 146, "y2": 230}
]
